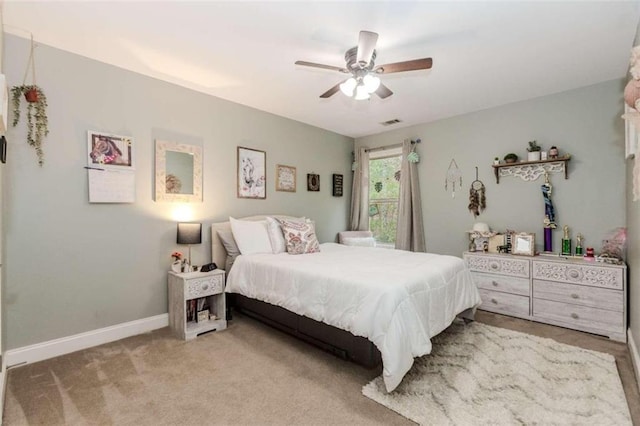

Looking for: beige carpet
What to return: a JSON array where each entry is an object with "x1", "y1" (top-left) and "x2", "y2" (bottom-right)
[{"x1": 363, "y1": 320, "x2": 632, "y2": 425}]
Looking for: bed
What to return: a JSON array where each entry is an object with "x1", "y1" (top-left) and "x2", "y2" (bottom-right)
[{"x1": 211, "y1": 216, "x2": 481, "y2": 392}]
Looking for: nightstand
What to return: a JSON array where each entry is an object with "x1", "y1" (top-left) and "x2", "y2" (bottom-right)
[{"x1": 168, "y1": 269, "x2": 227, "y2": 340}]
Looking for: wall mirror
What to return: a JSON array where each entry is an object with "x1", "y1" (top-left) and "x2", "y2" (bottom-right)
[{"x1": 155, "y1": 140, "x2": 203, "y2": 202}]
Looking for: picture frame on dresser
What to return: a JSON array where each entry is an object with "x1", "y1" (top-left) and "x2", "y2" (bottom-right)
[{"x1": 511, "y1": 232, "x2": 535, "y2": 256}]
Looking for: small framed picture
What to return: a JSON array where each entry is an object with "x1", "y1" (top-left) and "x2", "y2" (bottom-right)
[
  {"x1": 276, "y1": 164, "x2": 296, "y2": 192},
  {"x1": 197, "y1": 310, "x2": 209, "y2": 323},
  {"x1": 87, "y1": 131, "x2": 134, "y2": 168},
  {"x1": 332, "y1": 173, "x2": 343, "y2": 196},
  {"x1": 237, "y1": 146, "x2": 266, "y2": 199},
  {"x1": 307, "y1": 173, "x2": 320, "y2": 191},
  {"x1": 511, "y1": 232, "x2": 535, "y2": 256},
  {"x1": 488, "y1": 234, "x2": 505, "y2": 254}
]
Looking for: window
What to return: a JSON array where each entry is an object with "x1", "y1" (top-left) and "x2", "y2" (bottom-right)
[{"x1": 368, "y1": 148, "x2": 402, "y2": 248}]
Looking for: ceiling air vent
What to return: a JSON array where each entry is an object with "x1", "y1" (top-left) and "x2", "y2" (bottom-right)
[{"x1": 380, "y1": 118, "x2": 402, "y2": 126}]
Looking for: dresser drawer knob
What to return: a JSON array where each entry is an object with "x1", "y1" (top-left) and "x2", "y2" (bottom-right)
[
  {"x1": 569, "y1": 271, "x2": 579, "y2": 279},
  {"x1": 571, "y1": 313, "x2": 579, "y2": 319},
  {"x1": 202, "y1": 284, "x2": 209, "y2": 291},
  {"x1": 490, "y1": 263, "x2": 498, "y2": 270},
  {"x1": 492, "y1": 281, "x2": 499, "y2": 287},
  {"x1": 491, "y1": 298, "x2": 498, "y2": 304},
  {"x1": 571, "y1": 293, "x2": 579, "y2": 299}
]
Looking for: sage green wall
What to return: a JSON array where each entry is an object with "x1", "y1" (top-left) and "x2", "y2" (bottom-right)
[
  {"x1": 3, "y1": 35, "x2": 352, "y2": 350},
  {"x1": 356, "y1": 79, "x2": 626, "y2": 258}
]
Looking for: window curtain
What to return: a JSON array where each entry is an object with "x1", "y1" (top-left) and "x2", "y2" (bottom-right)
[
  {"x1": 349, "y1": 147, "x2": 370, "y2": 231},
  {"x1": 395, "y1": 140, "x2": 426, "y2": 252}
]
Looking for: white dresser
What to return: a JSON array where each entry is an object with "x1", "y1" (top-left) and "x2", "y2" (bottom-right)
[{"x1": 464, "y1": 252, "x2": 627, "y2": 342}]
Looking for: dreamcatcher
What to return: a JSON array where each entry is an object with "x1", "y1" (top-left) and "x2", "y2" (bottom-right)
[
  {"x1": 445, "y1": 159, "x2": 462, "y2": 198},
  {"x1": 468, "y1": 167, "x2": 486, "y2": 217}
]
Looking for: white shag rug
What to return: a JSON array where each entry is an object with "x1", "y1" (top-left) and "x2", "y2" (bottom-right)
[{"x1": 363, "y1": 321, "x2": 632, "y2": 425}]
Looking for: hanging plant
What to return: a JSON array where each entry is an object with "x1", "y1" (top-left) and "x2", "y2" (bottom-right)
[
  {"x1": 11, "y1": 35, "x2": 49, "y2": 167},
  {"x1": 374, "y1": 181, "x2": 383, "y2": 192},
  {"x1": 12, "y1": 85, "x2": 49, "y2": 166}
]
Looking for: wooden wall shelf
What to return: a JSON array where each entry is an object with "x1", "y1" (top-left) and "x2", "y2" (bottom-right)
[{"x1": 492, "y1": 157, "x2": 571, "y2": 184}]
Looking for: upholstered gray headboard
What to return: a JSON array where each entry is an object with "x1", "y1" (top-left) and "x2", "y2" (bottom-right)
[{"x1": 210, "y1": 215, "x2": 301, "y2": 271}]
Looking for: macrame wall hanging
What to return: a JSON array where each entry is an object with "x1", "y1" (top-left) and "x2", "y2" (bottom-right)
[
  {"x1": 445, "y1": 159, "x2": 462, "y2": 198},
  {"x1": 468, "y1": 166, "x2": 486, "y2": 217}
]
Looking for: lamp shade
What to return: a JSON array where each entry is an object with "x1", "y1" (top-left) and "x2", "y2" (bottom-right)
[{"x1": 177, "y1": 222, "x2": 202, "y2": 245}]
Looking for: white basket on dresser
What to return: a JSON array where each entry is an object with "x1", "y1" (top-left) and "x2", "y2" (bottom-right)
[{"x1": 464, "y1": 252, "x2": 627, "y2": 342}]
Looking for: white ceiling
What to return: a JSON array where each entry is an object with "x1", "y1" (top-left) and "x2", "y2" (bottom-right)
[{"x1": 3, "y1": 1, "x2": 640, "y2": 138}]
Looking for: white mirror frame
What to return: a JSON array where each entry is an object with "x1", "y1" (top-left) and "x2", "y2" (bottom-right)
[{"x1": 155, "y1": 139, "x2": 203, "y2": 202}]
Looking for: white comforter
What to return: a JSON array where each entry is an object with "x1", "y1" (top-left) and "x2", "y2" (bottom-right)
[{"x1": 226, "y1": 243, "x2": 481, "y2": 392}]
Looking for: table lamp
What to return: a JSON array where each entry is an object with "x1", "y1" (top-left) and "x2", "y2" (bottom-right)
[{"x1": 177, "y1": 222, "x2": 202, "y2": 266}]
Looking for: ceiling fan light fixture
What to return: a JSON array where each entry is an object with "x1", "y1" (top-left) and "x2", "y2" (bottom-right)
[
  {"x1": 363, "y1": 74, "x2": 380, "y2": 93},
  {"x1": 354, "y1": 84, "x2": 370, "y2": 100},
  {"x1": 340, "y1": 78, "x2": 357, "y2": 96}
]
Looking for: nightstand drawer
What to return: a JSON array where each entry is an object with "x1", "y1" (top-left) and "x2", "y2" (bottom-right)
[
  {"x1": 533, "y1": 280, "x2": 623, "y2": 312},
  {"x1": 465, "y1": 254, "x2": 529, "y2": 278},
  {"x1": 532, "y1": 260, "x2": 623, "y2": 290},
  {"x1": 533, "y1": 298, "x2": 623, "y2": 334},
  {"x1": 478, "y1": 289, "x2": 530, "y2": 317},
  {"x1": 186, "y1": 274, "x2": 224, "y2": 298},
  {"x1": 472, "y1": 272, "x2": 529, "y2": 296}
]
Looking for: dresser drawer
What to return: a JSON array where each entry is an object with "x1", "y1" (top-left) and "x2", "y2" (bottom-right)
[
  {"x1": 533, "y1": 280, "x2": 623, "y2": 312},
  {"x1": 464, "y1": 254, "x2": 529, "y2": 278},
  {"x1": 478, "y1": 289, "x2": 530, "y2": 317},
  {"x1": 533, "y1": 298, "x2": 623, "y2": 334},
  {"x1": 472, "y1": 272, "x2": 530, "y2": 296},
  {"x1": 532, "y1": 260, "x2": 623, "y2": 290},
  {"x1": 185, "y1": 274, "x2": 224, "y2": 298}
]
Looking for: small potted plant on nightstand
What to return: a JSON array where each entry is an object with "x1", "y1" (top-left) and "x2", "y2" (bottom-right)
[
  {"x1": 527, "y1": 140, "x2": 541, "y2": 161},
  {"x1": 493, "y1": 157, "x2": 500, "y2": 165}
]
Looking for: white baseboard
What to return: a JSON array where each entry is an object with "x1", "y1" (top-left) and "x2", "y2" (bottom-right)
[
  {"x1": 5, "y1": 314, "x2": 168, "y2": 368},
  {"x1": 628, "y1": 328, "x2": 640, "y2": 395}
]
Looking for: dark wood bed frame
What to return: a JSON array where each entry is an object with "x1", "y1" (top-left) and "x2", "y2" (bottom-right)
[{"x1": 229, "y1": 293, "x2": 382, "y2": 368}]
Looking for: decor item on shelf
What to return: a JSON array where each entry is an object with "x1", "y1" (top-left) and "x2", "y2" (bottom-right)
[
  {"x1": 541, "y1": 172, "x2": 557, "y2": 253},
  {"x1": 177, "y1": 222, "x2": 202, "y2": 266},
  {"x1": 541, "y1": 151, "x2": 548, "y2": 160},
  {"x1": 527, "y1": 140, "x2": 541, "y2": 161},
  {"x1": 586, "y1": 247, "x2": 595, "y2": 258},
  {"x1": 575, "y1": 233, "x2": 584, "y2": 256},
  {"x1": 171, "y1": 251, "x2": 183, "y2": 273},
  {"x1": 503, "y1": 153, "x2": 518, "y2": 164},
  {"x1": 488, "y1": 234, "x2": 505, "y2": 254},
  {"x1": 467, "y1": 222, "x2": 495, "y2": 251},
  {"x1": 467, "y1": 166, "x2": 486, "y2": 218},
  {"x1": 548, "y1": 146, "x2": 559, "y2": 159},
  {"x1": 11, "y1": 35, "x2": 49, "y2": 167},
  {"x1": 561, "y1": 225, "x2": 571, "y2": 256},
  {"x1": 445, "y1": 158, "x2": 462, "y2": 198},
  {"x1": 493, "y1": 157, "x2": 500, "y2": 165}
]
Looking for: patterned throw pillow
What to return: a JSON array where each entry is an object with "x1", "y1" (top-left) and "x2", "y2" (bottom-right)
[{"x1": 277, "y1": 218, "x2": 320, "y2": 255}]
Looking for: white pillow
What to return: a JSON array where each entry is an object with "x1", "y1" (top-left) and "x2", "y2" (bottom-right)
[
  {"x1": 342, "y1": 237, "x2": 376, "y2": 247},
  {"x1": 229, "y1": 217, "x2": 272, "y2": 255},
  {"x1": 265, "y1": 217, "x2": 286, "y2": 254}
]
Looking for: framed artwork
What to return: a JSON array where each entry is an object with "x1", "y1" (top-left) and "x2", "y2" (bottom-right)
[
  {"x1": 87, "y1": 131, "x2": 134, "y2": 168},
  {"x1": 488, "y1": 234, "x2": 505, "y2": 254},
  {"x1": 276, "y1": 164, "x2": 296, "y2": 192},
  {"x1": 237, "y1": 146, "x2": 266, "y2": 199},
  {"x1": 511, "y1": 232, "x2": 535, "y2": 256},
  {"x1": 332, "y1": 173, "x2": 343, "y2": 196},
  {"x1": 625, "y1": 103, "x2": 638, "y2": 159},
  {"x1": 307, "y1": 173, "x2": 320, "y2": 191}
]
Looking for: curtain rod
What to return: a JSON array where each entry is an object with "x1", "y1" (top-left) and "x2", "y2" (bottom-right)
[
  {"x1": 365, "y1": 142, "x2": 402, "y2": 153},
  {"x1": 364, "y1": 138, "x2": 421, "y2": 153}
]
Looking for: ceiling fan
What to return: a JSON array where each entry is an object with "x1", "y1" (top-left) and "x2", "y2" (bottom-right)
[{"x1": 295, "y1": 30, "x2": 433, "y2": 100}]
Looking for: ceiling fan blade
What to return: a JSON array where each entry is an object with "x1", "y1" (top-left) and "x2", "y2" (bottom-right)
[
  {"x1": 295, "y1": 60, "x2": 348, "y2": 73},
  {"x1": 356, "y1": 31, "x2": 378, "y2": 66},
  {"x1": 375, "y1": 58, "x2": 433, "y2": 74},
  {"x1": 375, "y1": 83, "x2": 393, "y2": 99},
  {"x1": 320, "y1": 81, "x2": 345, "y2": 98}
]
